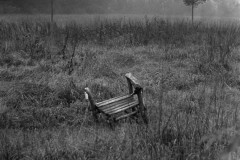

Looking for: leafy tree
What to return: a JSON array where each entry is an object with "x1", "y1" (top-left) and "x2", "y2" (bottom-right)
[{"x1": 183, "y1": 0, "x2": 207, "y2": 24}]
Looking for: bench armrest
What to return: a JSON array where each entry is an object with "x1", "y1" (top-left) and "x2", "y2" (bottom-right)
[
  {"x1": 125, "y1": 73, "x2": 142, "y2": 94},
  {"x1": 125, "y1": 73, "x2": 147, "y2": 123},
  {"x1": 84, "y1": 87, "x2": 96, "y2": 110}
]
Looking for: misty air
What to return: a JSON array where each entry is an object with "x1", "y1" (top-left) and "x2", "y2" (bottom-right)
[{"x1": 0, "y1": 0, "x2": 240, "y2": 160}]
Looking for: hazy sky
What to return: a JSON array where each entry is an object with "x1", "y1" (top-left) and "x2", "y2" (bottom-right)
[
  {"x1": 0, "y1": 0, "x2": 240, "y2": 18},
  {"x1": 207, "y1": 0, "x2": 240, "y2": 17},
  {"x1": 173, "y1": 0, "x2": 240, "y2": 18}
]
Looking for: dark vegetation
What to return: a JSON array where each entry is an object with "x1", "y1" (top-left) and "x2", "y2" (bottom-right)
[{"x1": 0, "y1": 16, "x2": 240, "y2": 159}]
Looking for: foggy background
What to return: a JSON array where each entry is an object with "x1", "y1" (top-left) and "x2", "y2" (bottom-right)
[{"x1": 0, "y1": 0, "x2": 239, "y2": 19}]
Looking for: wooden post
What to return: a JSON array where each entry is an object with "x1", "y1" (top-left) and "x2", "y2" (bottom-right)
[{"x1": 136, "y1": 89, "x2": 148, "y2": 124}]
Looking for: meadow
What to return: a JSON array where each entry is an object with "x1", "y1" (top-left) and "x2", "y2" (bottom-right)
[{"x1": 0, "y1": 14, "x2": 240, "y2": 159}]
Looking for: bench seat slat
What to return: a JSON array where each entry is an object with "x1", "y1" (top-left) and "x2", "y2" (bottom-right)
[
  {"x1": 96, "y1": 94, "x2": 132, "y2": 107},
  {"x1": 115, "y1": 110, "x2": 138, "y2": 121},
  {"x1": 105, "y1": 101, "x2": 139, "y2": 114},
  {"x1": 99, "y1": 96, "x2": 134, "y2": 110},
  {"x1": 101, "y1": 98, "x2": 135, "y2": 113}
]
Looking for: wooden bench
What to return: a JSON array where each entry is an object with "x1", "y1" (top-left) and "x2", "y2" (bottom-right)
[{"x1": 84, "y1": 73, "x2": 148, "y2": 126}]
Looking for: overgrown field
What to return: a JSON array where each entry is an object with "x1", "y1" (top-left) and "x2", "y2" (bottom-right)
[{"x1": 0, "y1": 15, "x2": 240, "y2": 159}]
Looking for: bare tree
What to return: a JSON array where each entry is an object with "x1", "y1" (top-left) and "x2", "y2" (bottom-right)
[{"x1": 183, "y1": 0, "x2": 206, "y2": 24}]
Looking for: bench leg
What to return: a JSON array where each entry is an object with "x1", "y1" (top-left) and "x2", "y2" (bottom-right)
[
  {"x1": 92, "y1": 110, "x2": 99, "y2": 123},
  {"x1": 141, "y1": 111, "x2": 148, "y2": 124},
  {"x1": 107, "y1": 116, "x2": 116, "y2": 129},
  {"x1": 136, "y1": 108, "x2": 148, "y2": 125}
]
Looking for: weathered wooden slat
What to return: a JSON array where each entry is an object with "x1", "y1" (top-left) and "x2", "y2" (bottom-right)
[
  {"x1": 101, "y1": 98, "x2": 135, "y2": 113},
  {"x1": 105, "y1": 101, "x2": 137, "y2": 114},
  {"x1": 96, "y1": 94, "x2": 133, "y2": 107},
  {"x1": 106, "y1": 101, "x2": 139, "y2": 115},
  {"x1": 107, "y1": 102, "x2": 138, "y2": 115},
  {"x1": 99, "y1": 96, "x2": 134, "y2": 110},
  {"x1": 115, "y1": 110, "x2": 138, "y2": 121},
  {"x1": 98, "y1": 96, "x2": 133, "y2": 109},
  {"x1": 96, "y1": 94, "x2": 129, "y2": 106}
]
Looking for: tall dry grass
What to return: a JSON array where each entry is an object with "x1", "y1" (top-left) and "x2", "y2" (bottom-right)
[{"x1": 0, "y1": 16, "x2": 240, "y2": 159}]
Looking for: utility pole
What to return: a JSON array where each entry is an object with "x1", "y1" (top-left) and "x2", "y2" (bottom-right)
[
  {"x1": 50, "y1": 0, "x2": 54, "y2": 42},
  {"x1": 192, "y1": 3, "x2": 194, "y2": 25},
  {"x1": 51, "y1": 0, "x2": 54, "y2": 24}
]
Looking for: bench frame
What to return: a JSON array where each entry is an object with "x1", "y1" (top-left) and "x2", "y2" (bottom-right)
[{"x1": 84, "y1": 73, "x2": 148, "y2": 126}]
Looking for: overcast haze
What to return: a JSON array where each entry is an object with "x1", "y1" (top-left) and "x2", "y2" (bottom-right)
[{"x1": 0, "y1": 0, "x2": 239, "y2": 19}]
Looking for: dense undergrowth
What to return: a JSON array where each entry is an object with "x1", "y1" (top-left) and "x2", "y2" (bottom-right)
[{"x1": 0, "y1": 16, "x2": 240, "y2": 159}]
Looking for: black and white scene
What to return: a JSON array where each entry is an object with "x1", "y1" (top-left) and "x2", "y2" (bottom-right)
[{"x1": 0, "y1": 0, "x2": 240, "y2": 159}]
